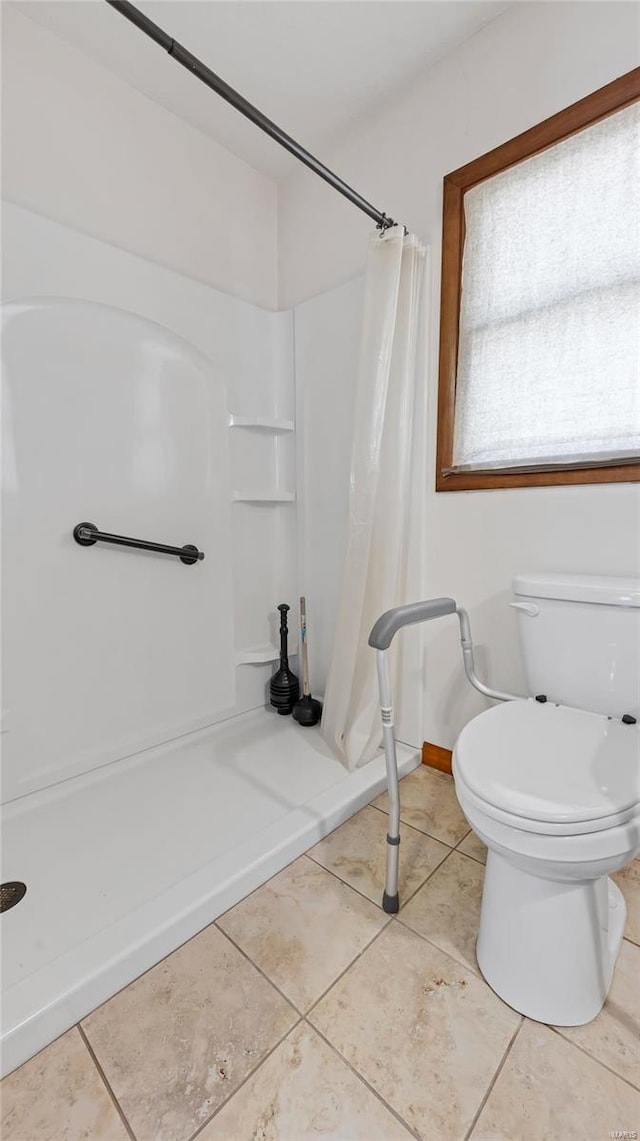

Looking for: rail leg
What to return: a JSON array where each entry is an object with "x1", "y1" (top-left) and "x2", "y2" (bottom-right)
[{"x1": 377, "y1": 650, "x2": 400, "y2": 913}]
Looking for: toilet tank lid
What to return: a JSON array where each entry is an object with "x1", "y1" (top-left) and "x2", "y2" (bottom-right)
[{"x1": 513, "y1": 572, "x2": 640, "y2": 608}]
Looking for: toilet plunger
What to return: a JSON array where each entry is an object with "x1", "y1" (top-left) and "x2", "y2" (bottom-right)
[
  {"x1": 270, "y1": 604, "x2": 300, "y2": 715},
  {"x1": 292, "y1": 597, "x2": 322, "y2": 727}
]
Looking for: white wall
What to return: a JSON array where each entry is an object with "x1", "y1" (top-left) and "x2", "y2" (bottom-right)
[
  {"x1": 287, "y1": 2, "x2": 640, "y2": 750},
  {"x1": 279, "y1": 2, "x2": 639, "y2": 307},
  {"x1": 1, "y1": 4, "x2": 278, "y2": 309}
]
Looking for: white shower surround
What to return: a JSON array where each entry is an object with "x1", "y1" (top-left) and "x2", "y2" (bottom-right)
[
  {"x1": 0, "y1": 204, "x2": 421, "y2": 1075},
  {"x1": 2, "y1": 296, "x2": 238, "y2": 800},
  {"x1": 2, "y1": 202, "x2": 297, "y2": 751}
]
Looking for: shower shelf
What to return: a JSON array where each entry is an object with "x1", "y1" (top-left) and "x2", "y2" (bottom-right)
[
  {"x1": 233, "y1": 490, "x2": 295, "y2": 503},
  {"x1": 228, "y1": 415, "x2": 295, "y2": 432},
  {"x1": 235, "y1": 645, "x2": 280, "y2": 665}
]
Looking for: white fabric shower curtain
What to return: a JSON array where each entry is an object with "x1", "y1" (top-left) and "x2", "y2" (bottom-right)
[{"x1": 321, "y1": 227, "x2": 427, "y2": 770}]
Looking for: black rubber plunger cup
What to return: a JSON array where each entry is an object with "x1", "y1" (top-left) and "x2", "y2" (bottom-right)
[
  {"x1": 270, "y1": 604, "x2": 300, "y2": 715},
  {"x1": 292, "y1": 596, "x2": 323, "y2": 727},
  {"x1": 292, "y1": 693, "x2": 322, "y2": 726}
]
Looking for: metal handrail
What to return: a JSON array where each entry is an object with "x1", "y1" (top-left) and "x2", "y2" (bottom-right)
[
  {"x1": 369, "y1": 597, "x2": 521, "y2": 912},
  {"x1": 73, "y1": 522, "x2": 204, "y2": 565}
]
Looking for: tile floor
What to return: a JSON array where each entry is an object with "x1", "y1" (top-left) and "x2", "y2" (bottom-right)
[{"x1": 2, "y1": 765, "x2": 639, "y2": 1141}]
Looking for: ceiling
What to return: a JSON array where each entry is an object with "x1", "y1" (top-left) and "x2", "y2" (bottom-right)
[{"x1": 16, "y1": 1, "x2": 507, "y2": 179}]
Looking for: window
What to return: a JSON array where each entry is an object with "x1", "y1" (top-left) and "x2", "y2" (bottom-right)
[{"x1": 436, "y1": 69, "x2": 640, "y2": 491}]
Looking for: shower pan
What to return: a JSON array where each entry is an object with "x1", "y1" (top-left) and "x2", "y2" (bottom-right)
[{"x1": 1, "y1": 709, "x2": 417, "y2": 1077}]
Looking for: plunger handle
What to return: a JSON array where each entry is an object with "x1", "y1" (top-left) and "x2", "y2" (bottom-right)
[
  {"x1": 300, "y1": 596, "x2": 311, "y2": 697},
  {"x1": 278, "y1": 603, "x2": 290, "y2": 667}
]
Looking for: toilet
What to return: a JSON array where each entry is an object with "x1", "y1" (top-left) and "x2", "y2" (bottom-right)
[{"x1": 453, "y1": 572, "x2": 640, "y2": 1026}]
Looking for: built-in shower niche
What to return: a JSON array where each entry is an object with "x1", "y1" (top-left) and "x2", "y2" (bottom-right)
[
  {"x1": 228, "y1": 414, "x2": 295, "y2": 502},
  {"x1": 229, "y1": 413, "x2": 298, "y2": 672}
]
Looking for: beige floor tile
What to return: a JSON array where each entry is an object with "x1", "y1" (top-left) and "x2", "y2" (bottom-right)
[
  {"x1": 199, "y1": 1022, "x2": 413, "y2": 1140},
  {"x1": 554, "y1": 938, "x2": 640, "y2": 1089},
  {"x1": 309, "y1": 922, "x2": 520, "y2": 1141},
  {"x1": 400, "y1": 851, "x2": 484, "y2": 974},
  {"x1": 82, "y1": 924, "x2": 297, "y2": 1141},
  {"x1": 308, "y1": 804, "x2": 449, "y2": 908},
  {"x1": 372, "y1": 765, "x2": 469, "y2": 846},
  {"x1": 0, "y1": 1028, "x2": 129, "y2": 1141},
  {"x1": 470, "y1": 1020, "x2": 640, "y2": 1141},
  {"x1": 457, "y1": 829, "x2": 487, "y2": 864},
  {"x1": 613, "y1": 857, "x2": 640, "y2": 945},
  {"x1": 218, "y1": 855, "x2": 387, "y2": 1012}
]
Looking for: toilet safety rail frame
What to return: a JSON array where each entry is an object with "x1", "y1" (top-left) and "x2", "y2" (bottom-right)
[{"x1": 369, "y1": 598, "x2": 520, "y2": 913}]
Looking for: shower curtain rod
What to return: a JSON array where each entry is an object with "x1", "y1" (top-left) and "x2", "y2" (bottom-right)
[{"x1": 105, "y1": 0, "x2": 398, "y2": 232}]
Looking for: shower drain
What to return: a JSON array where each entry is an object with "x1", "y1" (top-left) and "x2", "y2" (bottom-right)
[{"x1": 0, "y1": 882, "x2": 27, "y2": 913}]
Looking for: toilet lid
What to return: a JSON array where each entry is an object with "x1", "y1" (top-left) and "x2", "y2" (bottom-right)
[{"x1": 454, "y1": 700, "x2": 640, "y2": 826}]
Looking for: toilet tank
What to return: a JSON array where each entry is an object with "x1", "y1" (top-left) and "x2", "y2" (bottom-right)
[{"x1": 512, "y1": 573, "x2": 640, "y2": 719}]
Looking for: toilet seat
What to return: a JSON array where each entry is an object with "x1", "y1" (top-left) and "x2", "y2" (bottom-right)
[{"x1": 454, "y1": 699, "x2": 640, "y2": 836}]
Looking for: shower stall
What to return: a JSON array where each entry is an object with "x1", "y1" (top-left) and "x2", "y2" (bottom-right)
[
  {"x1": 0, "y1": 203, "x2": 419, "y2": 1076},
  {"x1": 0, "y1": 0, "x2": 427, "y2": 1075}
]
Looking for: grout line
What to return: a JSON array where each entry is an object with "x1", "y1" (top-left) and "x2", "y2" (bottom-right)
[
  {"x1": 216, "y1": 848, "x2": 316, "y2": 925},
  {"x1": 454, "y1": 829, "x2": 472, "y2": 843},
  {"x1": 304, "y1": 849, "x2": 400, "y2": 911},
  {"x1": 454, "y1": 850, "x2": 486, "y2": 867},
  {"x1": 338, "y1": 793, "x2": 463, "y2": 850},
  {"x1": 462, "y1": 1016, "x2": 524, "y2": 1141},
  {"x1": 77, "y1": 903, "x2": 277, "y2": 1025},
  {"x1": 448, "y1": 847, "x2": 485, "y2": 868},
  {"x1": 307, "y1": 1019, "x2": 423, "y2": 1140},
  {"x1": 161, "y1": 855, "x2": 403, "y2": 1141},
  {"x1": 453, "y1": 831, "x2": 488, "y2": 867},
  {"x1": 368, "y1": 793, "x2": 469, "y2": 850},
  {"x1": 395, "y1": 846, "x2": 455, "y2": 911},
  {"x1": 188, "y1": 854, "x2": 413, "y2": 1140},
  {"x1": 213, "y1": 923, "x2": 304, "y2": 1015},
  {"x1": 219, "y1": 903, "x2": 392, "y2": 1023},
  {"x1": 304, "y1": 844, "x2": 451, "y2": 915},
  {"x1": 304, "y1": 921, "x2": 392, "y2": 1020},
  {"x1": 304, "y1": 807, "x2": 458, "y2": 916},
  {"x1": 78, "y1": 1025, "x2": 137, "y2": 1141},
  {"x1": 315, "y1": 802, "x2": 458, "y2": 852},
  {"x1": 1, "y1": 1024, "x2": 79, "y2": 1082},
  {"x1": 219, "y1": 878, "x2": 392, "y2": 1020},
  {"x1": 547, "y1": 1025, "x2": 640, "y2": 1094},
  {"x1": 368, "y1": 799, "x2": 390, "y2": 816},
  {"x1": 393, "y1": 907, "x2": 483, "y2": 979},
  {"x1": 185, "y1": 1016, "x2": 304, "y2": 1141},
  {"x1": 216, "y1": 786, "x2": 452, "y2": 930},
  {"x1": 387, "y1": 909, "x2": 639, "y2": 1100}
]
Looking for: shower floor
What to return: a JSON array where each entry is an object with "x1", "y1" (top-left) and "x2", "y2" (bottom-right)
[{"x1": 0, "y1": 708, "x2": 419, "y2": 1077}]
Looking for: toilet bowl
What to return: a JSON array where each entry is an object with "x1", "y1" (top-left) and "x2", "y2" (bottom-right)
[{"x1": 453, "y1": 699, "x2": 640, "y2": 1024}]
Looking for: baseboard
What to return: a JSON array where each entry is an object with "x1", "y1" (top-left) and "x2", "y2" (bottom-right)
[{"x1": 422, "y1": 740, "x2": 453, "y2": 774}]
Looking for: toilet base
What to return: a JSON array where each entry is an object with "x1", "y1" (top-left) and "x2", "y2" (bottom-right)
[{"x1": 476, "y1": 850, "x2": 626, "y2": 1025}]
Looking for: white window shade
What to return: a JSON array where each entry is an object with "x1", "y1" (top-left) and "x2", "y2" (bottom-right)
[{"x1": 452, "y1": 101, "x2": 640, "y2": 471}]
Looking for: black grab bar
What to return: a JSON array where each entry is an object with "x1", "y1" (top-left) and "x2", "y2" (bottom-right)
[{"x1": 73, "y1": 522, "x2": 204, "y2": 565}]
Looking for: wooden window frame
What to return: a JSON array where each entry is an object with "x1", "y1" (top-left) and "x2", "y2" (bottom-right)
[{"x1": 436, "y1": 68, "x2": 640, "y2": 492}]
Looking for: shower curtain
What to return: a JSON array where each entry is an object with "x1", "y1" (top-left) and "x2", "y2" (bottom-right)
[{"x1": 321, "y1": 226, "x2": 427, "y2": 770}]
